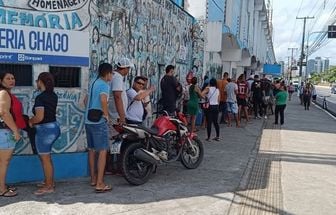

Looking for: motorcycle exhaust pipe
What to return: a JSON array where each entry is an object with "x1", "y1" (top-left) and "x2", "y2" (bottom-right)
[{"x1": 134, "y1": 148, "x2": 161, "y2": 165}]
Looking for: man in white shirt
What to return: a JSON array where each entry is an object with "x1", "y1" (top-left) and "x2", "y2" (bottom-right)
[
  {"x1": 126, "y1": 76, "x2": 155, "y2": 124},
  {"x1": 225, "y1": 78, "x2": 239, "y2": 127},
  {"x1": 108, "y1": 57, "x2": 133, "y2": 124}
]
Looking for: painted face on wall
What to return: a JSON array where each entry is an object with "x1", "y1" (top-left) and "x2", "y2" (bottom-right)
[
  {"x1": 107, "y1": 45, "x2": 114, "y2": 64},
  {"x1": 91, "y1": 50, "x2": 98, "y2": 68},
  {"x1": 129, "y1": 37, "x2": 135, "y2": 57},
  {"x1": 137, "y1": 36, "x2": 143, "y2": 53},
  {"x1": 92, "y1": 27, "x2": 99, "y2": 45}
]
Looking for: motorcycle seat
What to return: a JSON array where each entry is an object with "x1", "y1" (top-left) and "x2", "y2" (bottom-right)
[{"x1": 137, "y1": 125, "x2": 159, "y2": 135}]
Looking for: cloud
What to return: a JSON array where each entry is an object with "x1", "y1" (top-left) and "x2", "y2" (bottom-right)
[{"x1": 273, "y1": 0, "x2": 336, "y2": 65}]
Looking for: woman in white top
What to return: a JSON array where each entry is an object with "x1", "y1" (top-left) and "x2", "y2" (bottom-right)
[{"x1": 202, "y1": 78, "x2": 220, "y2": 141}]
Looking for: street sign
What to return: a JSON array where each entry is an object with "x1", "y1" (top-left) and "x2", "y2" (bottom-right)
[
  {"x1": 297, "y1": 62, "x2": 307, "y2": 66},
  {"x1": 328, "y1": 25, "x2": 336, "y2": 38}
]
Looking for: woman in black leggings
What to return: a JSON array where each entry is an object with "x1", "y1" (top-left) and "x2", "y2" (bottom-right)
[{"x1": 202, "y1": 78, "x2": 220, "y2": 141}]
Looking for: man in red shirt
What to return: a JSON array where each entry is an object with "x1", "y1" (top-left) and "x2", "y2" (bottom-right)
[{"x1": 236, "y1": 74, "x2": 249, "y2": 123}]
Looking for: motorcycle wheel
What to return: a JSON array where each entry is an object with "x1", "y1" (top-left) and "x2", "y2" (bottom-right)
[
  {"x1": 122, "y1": 142, "x2": 154, "y2": 185},
  {"x1": 180, "y1": 136, "x2": 204, "y2": 169}
]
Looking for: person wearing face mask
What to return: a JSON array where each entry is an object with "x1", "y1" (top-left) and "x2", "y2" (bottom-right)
[{"x1": 0, "y1": 71, "x2": 25, "y2": 197}]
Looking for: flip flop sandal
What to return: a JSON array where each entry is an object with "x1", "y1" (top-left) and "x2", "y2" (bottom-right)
[
  {"x1": 0, "y1": 189, "x2": 17, "y2": 197},
  {"x1": 90, "y1": 182, "x2": 97, "y2": 187},
  {"x1": 34, "y1": 187, "x2": 55, "y2": 196},
  {"x1": 95, "y1": 185, "x2": 112, "y2": 193},
  {"x1": 7, "y1": 185, "x2": 17, "y2": 191}
]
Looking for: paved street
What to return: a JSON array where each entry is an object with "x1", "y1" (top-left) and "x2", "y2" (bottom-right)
[{"x1": 1, "y1": 95, "x2": 336, "y2": 215}]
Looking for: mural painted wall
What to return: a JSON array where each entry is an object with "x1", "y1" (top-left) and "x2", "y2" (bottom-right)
[{"x1": 0, "y1": 0, "x2": 203, "y2": 154}]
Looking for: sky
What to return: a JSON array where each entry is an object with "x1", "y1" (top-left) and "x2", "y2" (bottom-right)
[{"x1": 187, "y1": 0, "x2": 336, "y2": 66}]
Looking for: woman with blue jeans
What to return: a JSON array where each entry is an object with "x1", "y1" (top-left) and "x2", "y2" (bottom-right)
[{"x1": 29, "y1": 72, "x2": 60, "y2": 195}]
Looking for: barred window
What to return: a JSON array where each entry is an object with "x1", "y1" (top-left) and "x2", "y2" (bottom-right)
[
  {"x1": 0, "y1": 63, "x2": 33, "y2": 86},
  {"x1": 49, "y1": 66, "x2": 81, "y2": 88}
]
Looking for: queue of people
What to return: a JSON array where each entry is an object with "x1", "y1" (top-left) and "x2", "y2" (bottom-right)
[
  {"x1": 0, "y1": 58, "x2": 298, "y2": 197},
  {"x1": 0, "y1": 71, "x2": 60, "y2": 197}
]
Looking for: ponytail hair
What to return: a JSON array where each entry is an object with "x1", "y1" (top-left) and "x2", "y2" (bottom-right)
[{"x1": 38, "y1": 72, "x2": 55, "y2": 92}]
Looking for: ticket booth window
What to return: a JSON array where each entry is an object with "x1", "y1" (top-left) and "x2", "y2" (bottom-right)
[
  {"x1": 0, "y1": 64, "x2": 33, "y2": 86},
  {"x1": 49, "y1": 66, "x2": 81, "y2": 88}
]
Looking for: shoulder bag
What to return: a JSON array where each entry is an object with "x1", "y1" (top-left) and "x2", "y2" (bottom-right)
[{"x1": 87, "y1": 79, "x2": 103, "y2": 122}]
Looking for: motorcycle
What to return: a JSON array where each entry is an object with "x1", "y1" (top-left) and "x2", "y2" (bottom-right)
[{"x1": 111, "y1": 111, "x2": 204, "y2": 185}]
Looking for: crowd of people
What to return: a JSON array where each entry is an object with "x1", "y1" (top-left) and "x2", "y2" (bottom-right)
[{"x1": 0, "y1": 57, "x2": 317, "y2": 197}]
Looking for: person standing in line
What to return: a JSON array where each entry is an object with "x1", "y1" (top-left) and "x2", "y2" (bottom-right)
[
  {"x1": 287, "y1": 82, "x2": 295, "y2": 101},
  {"x1": 187, "y1": 77, "x2": 204, "y2": 133},
  {"x1": 303, "y1": 83, "x2": 312, "y2": 110},
  {"x1": 298, "y1": 82, "x2": 304, "y2": 105},
  {"x1": 126, "y1": 76, "x2": 155, "y2": 124},
  {"x1": 107, "y1": 57, "x2": 132, "y2": 175},
  {"x1": 141, "y1": 77, "x2": 153, "y2": 127},
  {"x1": 109, "y1": 57, "x2": 132, "y2": 125},
  {"x1": 236, "y1": 74, "x2": 250, "y2": 123},
  {"x1": 225, "y1": 78, "x2": 239, "y2": 127},
  {"x1": 29, "y1": 72, "x2": 61, "y2": 195},
  {"x1": 251, "y1": 75, "x2": 263, "y2": 119},
  {"x1": 84, "y1": 63, "x2": 113, "y2": 193},
  {"x1": 160, "y1": 65, "x2": 182, "y2": 115},
  {"x1": 202, "y1": 78, "x2": 220, "y2": 141},
  {"x1": 0, "y1": 72, "x2": 26, "y2": 197},
  {"x1": 217, "y1": 72, "x2": 229, "y2": 124},
  {"x1": 274, "y1": 83, "x2": 288, "y2": 125}
]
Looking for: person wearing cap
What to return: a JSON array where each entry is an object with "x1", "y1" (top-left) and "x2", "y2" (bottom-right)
[
  {"x1": 108, "y1": 57, "x2": 133, "y2": 125},
  {"x1": 159, "y1": 65, "x2": 182, "y2": 115}
]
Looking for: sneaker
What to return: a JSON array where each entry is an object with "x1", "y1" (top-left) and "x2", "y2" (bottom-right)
[{"x1": 264, "y1": 116, "x2": 268, "y2": 119}]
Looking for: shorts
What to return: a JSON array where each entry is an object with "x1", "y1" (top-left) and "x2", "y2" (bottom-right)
[
  {"x1": 0, "y1": 129, "x2": 17, "y2": 150},
  {"x1": 35, "y1": 121, "x2": 60, "y2": 154},
  {"x1": 237, "y1": 98, "x2": 248, "y2": 107},
  {"x1": 227, "y1": 102, "x2": 238, "y2": 114},
  {"x1": 85, "y1": 121, "x2": 109, "y2": 151}
]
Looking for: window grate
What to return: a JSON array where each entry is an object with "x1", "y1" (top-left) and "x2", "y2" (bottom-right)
[
  {"x1": 0, "y1": 64, "x2": 33, "y2": 86},
  {"x1": 49, "y1": 66, "x2": 81, "y2": 88}
]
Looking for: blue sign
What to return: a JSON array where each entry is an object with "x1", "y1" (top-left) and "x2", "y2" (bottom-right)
[
  {"x1": 263, "y1": 64, "x2": 282, "y2": 76},
  {"x1": 0, "y1": 23, "x2": 89, "y2": 66}
]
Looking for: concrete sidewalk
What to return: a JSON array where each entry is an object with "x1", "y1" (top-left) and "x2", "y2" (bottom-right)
[
  {"x1": 229, "y1": 95, "x2": 336, "y2": 214},
  {"x1": 1, "y1": 96, "x2": 335, "y2": 215}
]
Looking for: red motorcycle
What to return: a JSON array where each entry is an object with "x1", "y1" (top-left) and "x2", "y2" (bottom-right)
[{"x1": 111, "y1": 111, "x2": 204, "y2": 185}]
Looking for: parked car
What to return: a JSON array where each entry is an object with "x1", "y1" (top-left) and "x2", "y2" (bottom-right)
[{"x1": 331, "y1": 84, "x2": 336, "y2": 94}]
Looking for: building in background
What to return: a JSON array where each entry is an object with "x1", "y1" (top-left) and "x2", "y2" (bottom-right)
[
  {"x1": 307, "y1": 59, "x2": 315, "y2": 75},
  {"x1": 0, "y1": 0, "x2": 203, "y2": 183},
  {"x1": 204, "y1": 0, "x2": 276, "y2": 79},
  {"x1": 323, "y1": 58, "x2": 330, "y2": 72}
]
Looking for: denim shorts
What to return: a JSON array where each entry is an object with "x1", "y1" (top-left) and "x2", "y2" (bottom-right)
[
  {"x1": 227, "y1": 102, "x2": 238, "y2": 114},
  {"x1": 85, "y1": 121, "x2": 109, "y2": 151},
  {"x1": 0, "y1": 129, "x2": 17, "y2": 150},
  {"x1": 35, "y1": 121, "x2": 61, "y2": 154}
]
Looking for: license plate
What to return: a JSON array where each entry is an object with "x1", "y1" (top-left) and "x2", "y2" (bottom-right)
[{"x1": 110, "y1": 139, "x2": 122, "y2": 154}]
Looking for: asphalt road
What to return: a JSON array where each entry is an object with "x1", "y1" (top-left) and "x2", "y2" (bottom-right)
[{"x1": 314, "y1": 86, "x2": 336, "y2": 115}]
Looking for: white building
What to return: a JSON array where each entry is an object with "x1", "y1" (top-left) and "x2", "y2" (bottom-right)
[{"x1": 204, "y1": 0, "x2": 276, "y2": 79}]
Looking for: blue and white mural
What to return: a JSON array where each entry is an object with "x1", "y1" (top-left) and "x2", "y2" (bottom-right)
[{"x1": 0, "y1": 0, "x2": 203, "y2": 154}]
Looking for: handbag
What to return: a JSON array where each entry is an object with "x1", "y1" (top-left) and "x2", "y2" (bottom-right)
[
  {"x1": 87, "y1": 79, "x2": 103, "y2": 122},
  {"x1": 201, "y1": 88, "x2": 216, "y2": 109}
]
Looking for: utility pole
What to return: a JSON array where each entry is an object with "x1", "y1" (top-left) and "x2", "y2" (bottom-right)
[
  {"x1": 288, "y1": 47, "x2": 297, "y2": 81},
  {"x1": 297, "y1": 16, "x2": 314, "y2": 80},
  {"x1": 287, "y1": 56, "x2": 290, "y2": 79}
]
